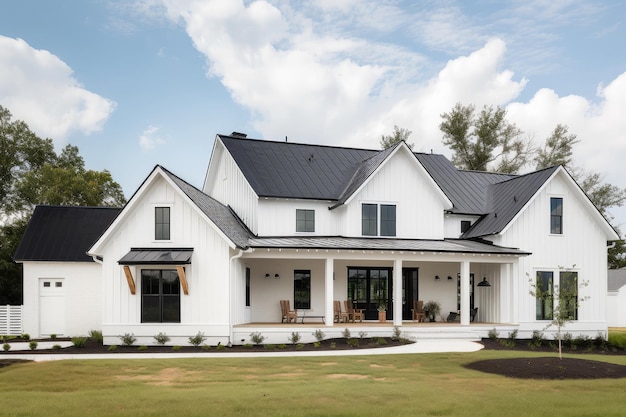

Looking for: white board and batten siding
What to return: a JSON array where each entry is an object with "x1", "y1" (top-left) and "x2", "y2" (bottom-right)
[
  {"x1": 96, "y1": 175, "x2": 233, "y2": 345},
  {"x1": 493, "y1": 172, "x2": 612, "y2": 334},
  {"x1": 257, "y1": 199, "x2": 338, "y2": 236},
  {"x1": 21, "y1": 261, "x2": 101, "y2": 338}
]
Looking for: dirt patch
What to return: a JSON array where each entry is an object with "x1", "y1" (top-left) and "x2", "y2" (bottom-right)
[
  {"x1": 465, "y1": 357, "x2": 626, "y2": 379},
  {"x1": 326, "y1": 373, "x2": 368, "y2": 379}
]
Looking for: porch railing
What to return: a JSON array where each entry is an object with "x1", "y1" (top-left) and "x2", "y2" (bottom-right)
[{"x1": 0, "y1": 305, "x2": 23, "y2": 336}]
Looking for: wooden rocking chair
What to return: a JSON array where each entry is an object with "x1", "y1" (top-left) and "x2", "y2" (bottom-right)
[
  {"x1": 334, "y1": 300, "x2": 349, "y2": 323},
  {"x1": 280, "y1": 299, "x2": 298, "y2": 323},
  {"x1": 412, "y1": 300, "x2": 426, "y2": 322},
  {"x1": 344, "y1": 300, "x2": 364, "y2": 323}
]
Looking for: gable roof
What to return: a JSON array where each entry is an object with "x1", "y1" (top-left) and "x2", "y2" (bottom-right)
[{"x1": 14, "y1": 205, "x2": 121, "y2": 262}]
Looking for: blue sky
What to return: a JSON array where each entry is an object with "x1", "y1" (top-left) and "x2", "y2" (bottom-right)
[{"x1": 1, "y1": 0, "x2": 626, "y2": 227}]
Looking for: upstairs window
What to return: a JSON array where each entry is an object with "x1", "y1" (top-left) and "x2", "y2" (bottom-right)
[
  {"x1": 550, "y1": 197, "x2": 563, "y2": 234},
  {"x1": 362, "y1": 204, "x2": 378, "y2": 236},
  {"x1": 380, "y1": 204, "x2": 396, "y2": 237},
  {"x1": 155, "y1": 207, "x2": 170, "y2": 240},
  {"x1": 296, "y1": 209, "x2": 315, "y2": 232}
]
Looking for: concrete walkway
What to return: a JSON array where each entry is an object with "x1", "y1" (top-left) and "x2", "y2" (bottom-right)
[{"x1": 3, "y1": 339, "x2": 483, "y2": 362}]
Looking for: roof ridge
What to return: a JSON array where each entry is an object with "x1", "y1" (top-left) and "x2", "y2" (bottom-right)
[{"x1": 219, "y1": 134, "x2": 381, "y2": 153}]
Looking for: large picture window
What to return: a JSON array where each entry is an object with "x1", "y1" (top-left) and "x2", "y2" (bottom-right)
[
  {"x1": 141, "y1": 269, "x2": 180, "y2": 323},
  {"x1": 294, "y1": 270, "x2": 311, "y2": 309},
  {"x1": 155, "y1": 207, "x2": 171, "y2": 240},
  {"x1": 550, "y1": 197, "x2": 563, "y2": 234},
  {"x1": 296, "y1": 209, "x2": 315, "y2": 232},
  {"x1": 535, "y1": 271, "x2": 553, "y2": 320}
]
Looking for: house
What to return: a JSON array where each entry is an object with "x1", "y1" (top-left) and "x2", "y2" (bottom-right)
[
  {"x1": 14, "y1": 133, "x2": 619, "y2": 345},
  {"x1": 608, "y1": 268, "x2": 626, "y2": 328}
]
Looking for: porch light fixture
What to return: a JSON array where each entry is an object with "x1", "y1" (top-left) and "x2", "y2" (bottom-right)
[
  {"x1": 447, "y1": 276, "x2": 453, "y2": 280},
  {"x1": 265, "y1": 273, "x2": 271, "y2": 279},
  {"x1": 435, "y1": 275, "x2": 440, "y2": 281},
  {"x1": 274, "y1": 273, "x2": 280, "y2": 279},
  {"x1": 477, "y1": 276, "x2": 491, "y2": 287}
]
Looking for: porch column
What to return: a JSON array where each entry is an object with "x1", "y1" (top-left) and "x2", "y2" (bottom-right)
[
  {"x1": 325, "y1": 257, "x2": 334, "y2": 326},
  {"x1": 460, "y1": 260, "x2": 471, "y2": 326},
  {"x1": 393, "y1": 258, "x2": 403, "y2": 326}
]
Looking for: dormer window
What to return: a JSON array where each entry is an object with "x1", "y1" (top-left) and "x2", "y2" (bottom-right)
[
  {"x1": 362, "y1": 203, "x2": 396, "y2": 237},
  {"x1": 461, "y1": 220, "x2": 472, "y2": 233},
  {"x1": 296, "y1": 209, "x2": 315, "y2": 232},
  {"x1": 155, "y1": 207, "x2": 170, "y2": 240}
]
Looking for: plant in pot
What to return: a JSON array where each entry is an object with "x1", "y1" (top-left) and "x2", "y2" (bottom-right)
[
  {"x1": 423, "y1": 301, "x2": 440, "y2": 322},
  {"x1": 377, "y1": 302, "x2": 387, "y2": 322}
]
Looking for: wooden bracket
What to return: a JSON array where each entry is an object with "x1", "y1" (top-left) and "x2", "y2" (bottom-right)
[
  {"x1": 177, "y1": 266, "x2": 189, "y2": 295},
  {"x1": 123, "y1": 266, "x2": 136, "y2": 295}
]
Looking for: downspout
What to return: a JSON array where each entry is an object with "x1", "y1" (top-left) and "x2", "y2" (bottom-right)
[{"x1": 228, "y1": 249, "x2": 248, "y2": 346}]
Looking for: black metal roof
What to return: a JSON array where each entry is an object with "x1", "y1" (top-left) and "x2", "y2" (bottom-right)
[
  {"x1": 118, "y1": 248, "x2": 193, "y2": 265},
  {"x1": 13, "y1": 205, "x2": 121, "y2": 262}
]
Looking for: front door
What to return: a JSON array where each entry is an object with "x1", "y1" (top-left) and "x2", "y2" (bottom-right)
[
  {"x1": 402, "y1": 268, "x2": 419, "y2": 320},
  {"x1": 347, "y1": 267, "x2": 392, "y2": 320}
]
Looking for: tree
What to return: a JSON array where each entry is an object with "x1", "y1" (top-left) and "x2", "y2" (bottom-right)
[
  {"x1": 380, "y1": 125, "x2": 413, "y2": 150},
  {"x1": 534, "y1": 124, "x2": 579, "y2": 170},
  {"x1": 439, "y1": 103, "x2": 534, "y2": 173},
  {"x1": 0, "y1": 105, "x2": 126, "y2": 305}
]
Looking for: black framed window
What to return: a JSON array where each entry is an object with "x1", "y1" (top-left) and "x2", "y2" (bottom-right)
[
  {"x1": 296, "y1": 209, "x2": 315, "y2": 232},
  {"x1": 141, "y1": 269, "x2": 180, "y2": 323},
  {"x1": 245, "y1": 267, "x2": 251, "y2": 307},
  {"x1": 535, "y1": 271, "x2": 553, "y2": 320},
  {"x1": 560, "y1": 271, "x2": 578, "y2": 320},
  {"x1": 461, "y1": 220, "x2": 472, "y2": 233},
  {"x1": 380, "y1": 204, "x2": 396, "y2": 236},
  {"x1": 550, "y1": 198, "x2": 563, "y2": 234},
  {"x1": 155, "y1": 207, "x2": 171, "y2": 240},
  {"x1": 362, "y1": 204, "x2": 377, "y2": 236},
  {"x1": 294, "y1": 270, "x2": 311, "y2": 309}
]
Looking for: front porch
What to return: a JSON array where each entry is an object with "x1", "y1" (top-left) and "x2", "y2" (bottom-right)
[{"x1": 232, "y1": 321, "x2": 519, "y2": 345}]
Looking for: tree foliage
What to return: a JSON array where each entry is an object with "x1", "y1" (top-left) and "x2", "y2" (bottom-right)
[
  {"x1": 380, "y1": 125, "x2": 413, "y2": 150},
  {"x1": 439, "y1": 103, "x2": 533, "y2": 173},
  {"x1": 534, "y1": 124, "x2": 579, "y2": 170},
  {"x1": 0, "y1": 105, "x2": 126, "y2": 304}
]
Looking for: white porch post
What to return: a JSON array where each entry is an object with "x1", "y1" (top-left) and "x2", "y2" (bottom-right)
[
  {"x1": 460, "y1": 260, "x2": 470, "y2": 326},
  {"x1": 393, "y1": 258, "x2": 403, "y2": 326},
  {"x1": 325, "y1": 257, "x2": 334, "y2": 326}
]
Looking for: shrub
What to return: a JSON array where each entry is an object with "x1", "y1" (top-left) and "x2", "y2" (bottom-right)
[
  {"x1": 243, "y1": 343, "x2": 253, "y2": 349},
  {"x1": 313, "y1": 329, "x2": 325, "y2": 342},
  {"x1": 21, "y1": 334, "x2": 30, "y2": 341},
  {"x1": 529, "y1": 330, "x2": 544, "y2": 349},
  {"x1": 313, "y1": 341, "x2": 321, "y2": 348},
  {"x1": 172, "y1": 345, "x2": 181, "y2": 352},
  {"x1": 347, "y1": 338, "x2": 359, "y2": 347},
  {"x1": 296, "y1": 343, "x2": 304, "y2": 350},
  {"x1": 342, "y1": 328, "x2": 351, "y2": 339},
  {"x1": 562, "y1": 332, "x2": 573, "y2": 347},
  {"x1": 488, "y1": 328, "x2": 499, "y2": 341},
  {"x1": 201, "y1": 345, "x2": 211, "y2": 352},
  {"x1": 188, "y1": 332, "x2": 207, "y2": 347},
  {"x1": 29, "y1": 341, "x2": 38, "y2": 351},
  {"x1": 119, "y1": 333, "x2": 136, "y2": 346},
  {"x1": 215, "y1": 343, "x2": 226, "y2": 351},
  {"x1": 72, "y1": 337, "x2": 87, "y2": 348},
  {"x1": 2, "y1": 343, "x2": 10, "y2": 352},
  {"x1": 358, "y1": 331, "x2": 368, "y2": 339},
  {"x1": 250, "y1": 332, "x2": 266, "y2": 345},
  {"x1": 330, "y1": 341, "x2": 336, "y2": 349},
  {"x1": 107, "y1": 345, "x2": 118, "y2": 352},
  {"x1": 52, "y1": 344, "x2": 62, "y2": 350},
  {"x1": 392, "y1": 326, "x2": 401, "y2": 341},
  {"x1": 574, "y1": 334, "x2": 592, "y2": 350},
  {"x1": 138, "y1": 345, "x2": 148, "y2": 351},
  {"x1": 608, "y1": 331, "x2": 626, "y2": 348},
  {"x1": 154, "y1": 332, "x2": 170, "y2": 345},
  {"x1": 50, "y1": 334, "x2": 57, "y2": 340},
  {"x1": 595, "y1": 332, "x2": 608, "y2": 350},
  {"x1": 264, "y1": 344, "x2": 276, "y2": 350},
  {"x1": 88, "y1": 330, "x2": 103, "y2": 344},
  {"x1": 277, "y1": 344, "x2": 287, "y2": 350},
  {"x1": 374, "y1": 337, "x2": 387, "y2": 346},
  {"x1": 289, "y1": 332, "x2": 301, "y2": 345}
]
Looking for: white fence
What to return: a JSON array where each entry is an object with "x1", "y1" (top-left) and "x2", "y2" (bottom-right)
[{"x1": 0, "y1": 305, "x2": 23, "y2": 335}]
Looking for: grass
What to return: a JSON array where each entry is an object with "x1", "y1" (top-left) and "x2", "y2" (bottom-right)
[
  {"x1": 609, "y1": 328, "x2": 626, "y2": 349},
  {"x1": 0, "y1": 350, "x2": 625, "y2": 416}
]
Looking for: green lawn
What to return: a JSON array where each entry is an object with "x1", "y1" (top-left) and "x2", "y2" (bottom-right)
[{"x1": 1, "y1": 350, "x2": 625, "y2": 417}]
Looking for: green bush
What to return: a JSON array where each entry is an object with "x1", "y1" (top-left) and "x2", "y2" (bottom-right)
[
  {"x1": 21, "y1": 334, "x2": 30, "y2": 341},
  {"x1": 154, "y1": 332, "x2": 170, "y2": 345},
  {"x1": 72, "y1": 337, "x2": 87, "y2": 348},
  {"x1": 264, "y1": 344, "x2": 276, "y2": 350},
  {"x1": 119, "y1": 333, "x2": 136, "y2": 346},
  {"x1": 2, "y1": 343, "x2": 10, "y2": 352},
  {"x1": 392, "y1": 326, "x2": 401, "y2": 340},
  {"x1": 296, "y1": 343, "x2": 304, "y2": 350},
  {"x1": 347, "y1": 338, "x2": 359, "y2": 347},
  {"x1": 249, "y1": 332, "x2": 266, "y2": 345},
  {"x1": 277, "y1": 344, "x2": 287, "y2": 350},
  {"x1": 52, "y1": 344, "x2": 62, "y2": 350},
  {"x1": 29, "y1": 341, "x2": 38, "y2": 350},
  {"x1": 138, "y1": 345, "x2": 148, "y2": 351},
  {"x1": 342, "y1": 328, "x2": 351, "y2": 338},
  {"x1": 488, "y1": 328, "x2": 499, "y2": 341},
  {"x1": 188, "y1": 332, "x2": 207, "y2": 347},
  {"x1": 107, "y1": 345, "x2": 118, "y2": 352},
  {"x1": 88, "y1": 330, "x2": 103, "y2": 344},
  {"x1": 608, "y1": 331, "x2": 626, "y2": 348},
  {"x1": 50, "y1": 334, "x2": 57, "y2": 340},
  {"x1": 201, "y1": 345, "x2": 211, "y2": 352},
  {"x1": 529, "y1": 330, "x2": 544, "y2": 349},
  {"x1": 313, "y1": 341, "x2": 321, "y2": 348},
  {"x1": 313, "y1": 329, "x2": 325, "y2": 342},
  {"x1": 289, "y1": 332, "x2": 301, "y2": 345},
  {"x1": 330, "y1": 342, "x2": 336, "y2": 349},
  {"x1": 172, "y1": 345, "x2": 181, "y2": 351},
  {"x1": 215, "y1": 343, "x2": 226, "y2": 351}
]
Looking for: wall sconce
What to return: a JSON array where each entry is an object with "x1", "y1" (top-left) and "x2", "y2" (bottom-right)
[
  {"x1": 447, "y1": 276, "x2": 453, "y2": 280},
  {"x1": 274, "y1": 273, "x2": 280, "y2": 279},
  {"x1": 265, "y1": 273, "x2": 271, "y2": 279},
  {"x1": 435, "y1": 275, "x2": 440, "y2": 281},
  {"x1": 477, "y1": 276, "x2": 491, "y2": 287}
]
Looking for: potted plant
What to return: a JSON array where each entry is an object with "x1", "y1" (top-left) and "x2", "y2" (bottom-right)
[
  {"x1": 423, "y1": 300, "x2": 440, "y2": 322},
  {"x1": 377, "y1": 302, "x2": 387, "y2": 322}
]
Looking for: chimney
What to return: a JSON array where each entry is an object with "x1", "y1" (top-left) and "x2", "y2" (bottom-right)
[{"x1": 230, "y1": 131, "x2": 247, "y2": 138}]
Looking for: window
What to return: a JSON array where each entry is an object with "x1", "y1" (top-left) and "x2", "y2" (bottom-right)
[
  {"x1": 380, "y1": 204, "x2": 396, "y2": 236},
  {"x1": 535, "y1": 271, "x2": 553, "y2": 320},
  {"x1": 294, "y1": 270, "x2": 311, "y2": 309},
  {"x1": 461, "y1": 220, "x2": 472, "y2": 233},
  {"x1": 362, "y1": 203, "x2": 396, "y2": 237},
  {"x1": 296, "y1": 209, "x2": 315, "y2": 232},
  {"x1": 550, "y1": 198, "x2": 563, "y2": 234},
  {"x1": 141, "y1": 269, "x2": 180, "y2": 323},
  {"x1": 560, "y1": 271, "x2": 578, "y2": 320},
  {"x1": 155, "y1": 207, "x2": 171, "y2": 240},
  {"x1": 362, "y1": 204, "x2": 377, "y2": 236},
  {"x1": 245, "y1": 267, "x2": 251, "y2": 307}
]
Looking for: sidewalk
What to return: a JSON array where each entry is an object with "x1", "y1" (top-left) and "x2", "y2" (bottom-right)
[{"x1": 3, "y1": 339, "x2": 483, "y2": 362}]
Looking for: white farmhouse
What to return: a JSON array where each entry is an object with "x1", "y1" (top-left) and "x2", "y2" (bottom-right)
[{"x1": 14, "y1": 133, "x2": 619, "y2": 345}]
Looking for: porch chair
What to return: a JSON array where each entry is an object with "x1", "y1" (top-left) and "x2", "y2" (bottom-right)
[
  {"x1": 280, "y1": 300, "x2": 298, "y2": 323},
  {"x1": 334, "y1": 300, "x2": 349, "y2": 323},
  {"x1": 344, "y1": 300, "x2": 364, "y2": 323},
  {"x1": 470, "y1": 307, "x2": 478, "y2": 322},
  {"x1": 412, "y1": 300, "x2": 426, "y2": 322}
]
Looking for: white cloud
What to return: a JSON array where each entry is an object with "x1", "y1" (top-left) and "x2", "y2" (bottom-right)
[
  {"x1": 0, "y1": 36, "x2": 115, "y2": 141},
  {"x1": 139, "y1": 125, "x2": 166, "y2": 151}
]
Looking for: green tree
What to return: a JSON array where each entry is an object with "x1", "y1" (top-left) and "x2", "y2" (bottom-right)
[
  {"x1": 439, "y1": 103, "x2": 533, "y2": 173},
  {"x1": 0, "y1": 105, "x2": 126, "y2": 305},
  {"x1": 534, "y1": 124, "x2": 579, "y2": 170},
  {"x1": 380, "y1": 125, "x2": 413, "y2": 150}
]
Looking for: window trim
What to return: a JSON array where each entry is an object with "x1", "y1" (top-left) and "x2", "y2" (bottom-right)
[
  {"x1": 155, "y1": 206, "x2": 172, "y2": 241},
  {"x1": 296, "y1": 209, "x2": 315, "y2": 233},
  {"x1": 380, "y1": 204, "x2": 396, "y2": 237},
  {"x1": 361, "y1": 203, "x2": 397, "y2": 237},
  {"x1": 141, "y1": 269, "x2": 181, "y2": 323},
  {"x1": 550, "y1": 197, "x2": 563, "y2": 235},
  {"x1": 293, "y1": 270, "x2": 311, "y2": 310}
]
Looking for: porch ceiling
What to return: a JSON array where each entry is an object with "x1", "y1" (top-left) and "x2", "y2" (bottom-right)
[{"x1": 246, "y1": 236, "x2": 529, "y2": 256}]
